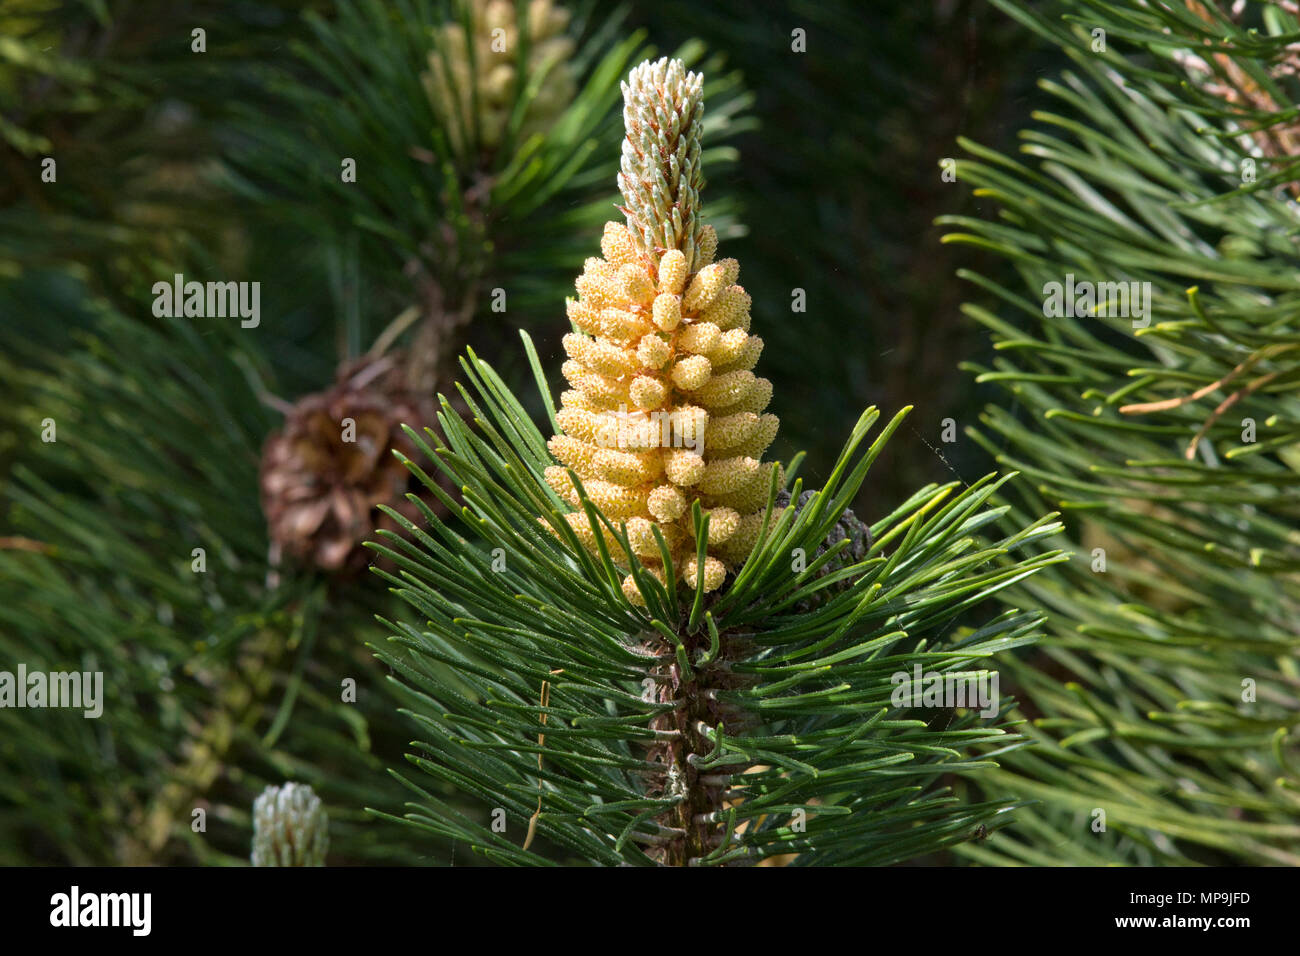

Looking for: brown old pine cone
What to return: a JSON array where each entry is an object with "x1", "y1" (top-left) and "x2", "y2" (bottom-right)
[{"x1": 259, "y1": 353, "x2": 438, "y2": 573}]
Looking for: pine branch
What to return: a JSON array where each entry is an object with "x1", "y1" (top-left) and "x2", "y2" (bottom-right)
[
  {"x1": 369, "y1": 57, "x2": 1064, "y2": 866},
  {"x1": 944, "y1": 0, "x2": 1300, "y2": 865}
]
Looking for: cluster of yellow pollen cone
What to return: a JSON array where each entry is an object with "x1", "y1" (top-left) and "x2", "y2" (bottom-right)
[{"x1": 544, "y1": 219, "x2": 782, "y2": 604}]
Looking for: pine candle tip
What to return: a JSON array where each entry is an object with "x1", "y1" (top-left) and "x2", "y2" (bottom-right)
[
  {"x1": 618, "y1": 57, "x2": 708, "y2": 267},
  {"x1": 251, "y1": 781, "x2": 329, "y2": 867}
]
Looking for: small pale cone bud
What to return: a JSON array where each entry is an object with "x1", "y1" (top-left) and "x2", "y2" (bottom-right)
[
  {"x1": 708, "y1": 506, "x2": 742, "y2": 544},
  {"x1": 657, "y1": 250, "x2": 689, "y2": 295},
  {"x1": 564, "y1": 333, "x2": 638, "y2": 378},
  {"x1": 670, "y1": 355, "x2": 712, "y2": 391},
  {"x1": 251, "y1": 782, "x2": 329, "y2": 867},
  {"x1": 664, "y1": 449, "x2": 706, "y2": 487},
  {"x1": 630, "y1": 375, "x2": 668, "y2": 409},
  {"x1": 713, "y1": 334, "x2": 762, "y2": 373},
  {"x1": 695, "y1": 224, "x2": 718, "y2": 267},
  {"x1": 686, "y1": 506, "x2": 741, "y2": 545},
  {"x1": 576, "y1": 270, "x2": 617, "y2": 309},
  {"x1": 706, "y1": 411, "x2": 759, "y2": 453},
  {"x1": 583, "y1": 255, "x2": 613, "y2": 277},
  {"x1": 566, "y1": 298, "x2": 600, "y2": 336},
  {"x1": 424, "y1": 0, "x2": 576, "y2": 155},
  {"x1": 602, "y1": 308, "x2": 651, "y2": 342},
  {"x1": 583, "y1": 481, "x2": 652, "y2": 521},
  {"x1": 568, "y1": 299, "x2": 649, "y2": 341},
  {"x1": 707, "y1": 461, "x2": 784, "y2": 514},
  {"x1": 545, "y1": 464, "x2": 573, "y2": 498},
  {"x1": 484, "y1": 62, "x2": 514, "y2": 100},
  {"x1": 625, "y1": 516, "x2": 661, "y2": 557},
  {"x1": 621, "y1": 574, "x2": 645, "y2": 605},
  {"x1": 594, "y1": 446, "x2": 663, "y2": 486},
  {"x1": 683, "y1": 263, "x2": 728, "y2": 313},
  {"x1": 556, "y1": 405, "x2": 610, "y2": 444},
  {"x1": 674, "y1": 404, "x2": 708, "y2": 449},
  {"x1": 729, "y1": 376, "x2": 773, "y2": 415},
  {"x1": 548, "y1": 435, "x2": 597, "y2": 472},
  {"x1": 652, "y1": 293, "x2": 682, "y2": 331},
  {"x1": 546, "y1": 466, "x2": 649, "y2": 520},
  {"x1": 648, "y1": 484, "x2": 687, "y2": 521},
  {"x1": 637, "y1": 334, "x2": 671, "y2": 369},
  {"x1": 700, "y1": 287, "x2": 751, "y2": 331},
  {"x1": 484, "y1": 0, "x2": 513, "y2": 34},
  {"x1": 699, "y1": 456, "x2": 760, "y2": 495},
  {"x1": 717, "y1": 507, "x2": 785, "y2": 566},
  {"x1": 696, "y1": 373, "x2": 772, "y2": 415},
  {"x1": 683, "y1": 554, "x2": 727, "y2": 592},
  {"x1": 622, "y1": 564, "x2": 667, "y2": 606},
  {"x1": 678, "y1": 322, "x2": 722, "y2": 356},
  {"x1": 620, "y1": 263, "x2": 655, "y2": 304},
  {"x1": 529, "y1": 0, "x2": 571, "y2": 39},
  {"x1": 727, "y1": 413, "x2": 780, "y2": 460},
  {"x1": 560, "y1": 389, "x2": 602, "y2": 412},
  {"x1": 693, "y1": 369, "x2": 756, "y2": 410},
  {"x1": 716, "y1": 258, "x2": 740, "y2": 286},
  {"x1": 562, "y1": 361, "x2": 629, "y2": 407},
  {"x1": 601, "y1": 222, "x2": 639, "y2": 266}
]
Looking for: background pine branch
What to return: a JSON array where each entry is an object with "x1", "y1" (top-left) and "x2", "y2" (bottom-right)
[{"x1": 943, "y1": 0, "x2": 1300, "y2": 866}]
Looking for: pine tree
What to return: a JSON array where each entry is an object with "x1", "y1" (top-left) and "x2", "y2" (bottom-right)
[
  {"x1": 366, "y1": 56, "x2": 1065, "y2": 866},
  {"x1": 943, "y1": 0, "x2": 1300, "y2": 865},
  {"x1": 14, "y1": 0, "x2": 1288, "y2": 872},
  {"x1": 0, "y1": 1, "x2": 744, "y2": 865}
]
